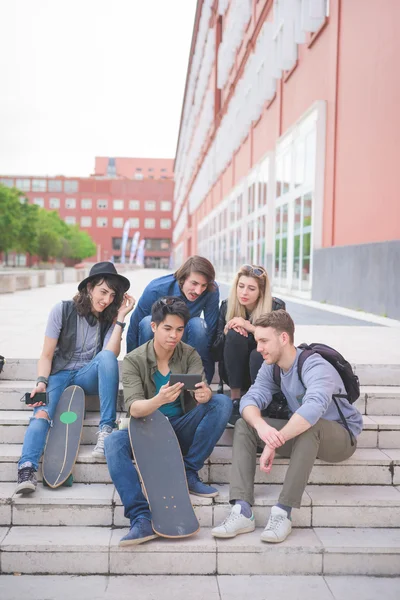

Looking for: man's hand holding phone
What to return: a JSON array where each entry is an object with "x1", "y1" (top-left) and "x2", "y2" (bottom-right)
[
  {"x1": 26, "y1": 382, "x2": 48, "y2": 408},
  {"x1": 157, "y1": 381, "x2": 184, "y2": 406},
  {"x1": 194, "y1": 381, "x2": 212, "y2": 404}
]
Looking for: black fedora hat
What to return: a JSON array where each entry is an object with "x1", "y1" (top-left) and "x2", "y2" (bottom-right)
[{"x1": 78, "y1": 262, "x2": 130, "y2": 292}]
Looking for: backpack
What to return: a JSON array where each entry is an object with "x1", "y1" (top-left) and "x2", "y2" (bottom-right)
[{"x1": 272, "y1": 343, "x2": 360, "y2": 444}]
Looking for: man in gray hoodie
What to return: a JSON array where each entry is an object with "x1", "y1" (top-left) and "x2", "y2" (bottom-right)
[{"x1": 212, "y1": 310, "x2": 363, "y2": 543}]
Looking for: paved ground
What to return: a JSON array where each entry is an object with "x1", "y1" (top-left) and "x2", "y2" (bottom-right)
[
  {"x1": 0, "y1": 574, "x2": 399, "y2": 600},
  {"x1": 0, "y1": 268, "x2": 399, "y2": 364}
]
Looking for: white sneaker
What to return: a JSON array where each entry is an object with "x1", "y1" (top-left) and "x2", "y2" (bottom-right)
[
  {"x1": 260, "y1": 506, "x2": 292, "y2": 543},
  {"x1": 212, "y1": 504, "x2": 255, "y2": 538},
  {"x1": 92, "y1": 425, "x2": 113, "y2": 458}
]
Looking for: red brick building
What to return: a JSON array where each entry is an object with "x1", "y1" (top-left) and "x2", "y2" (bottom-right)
[
  {"x1": 173, "y1": 0, "x2": 400, "y2": 318},
  {"x1": 1, "y1": 157, "x2": 174, "y2": 267}
]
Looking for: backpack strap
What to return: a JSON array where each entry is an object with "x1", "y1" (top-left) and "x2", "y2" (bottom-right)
[
  {"x1": 296, "y1": 344, "x2": 355, "y2": 447},
  {"x1": 272, "y1": 364, "x2": 281, "y2": 387}
]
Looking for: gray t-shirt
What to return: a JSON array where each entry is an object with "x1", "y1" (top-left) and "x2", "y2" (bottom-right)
[
  {"x1": 240, "y1": 347, "x2": 363, "y2": 438},
  {"x1": 45, "y1": 302, "x2": 115, "y2": 370}
]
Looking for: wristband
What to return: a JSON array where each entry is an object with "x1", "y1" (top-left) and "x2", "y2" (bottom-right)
[
  {"x1": 116, "y1": 320, "x2": 126, "y2": 330},
  {"x1": 36, "y1": 376, "x2": 48, "y2": 386}
]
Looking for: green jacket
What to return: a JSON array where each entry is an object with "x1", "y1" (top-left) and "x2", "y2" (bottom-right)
[{"x1": 122, "y1": 339, "x2": 208, "y2": 415}]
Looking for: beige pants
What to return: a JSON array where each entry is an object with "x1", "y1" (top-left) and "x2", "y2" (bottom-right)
[{"x1": 230, "y1": 417, "x2": 356, "y2": 509}]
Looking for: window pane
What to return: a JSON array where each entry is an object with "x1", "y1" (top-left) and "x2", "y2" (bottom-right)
[
  {"x1": 160, "y1": 219, "x2": 171, "y2": 229},
  {"x1": 129, "y1": 217, "x2": 139, "y2": 228},
  {"x1": 144, "y1": 218, "x2": 155, "y2": 229},
  {"x1": 33, "y1": 198, "x2": 44, "y2": 207},
  {"x1": 81, "y1": 216, "x2": 92, "y2": 227},
  {"x1": 160, "y1": 201, "x2": 171, "y2": 211},
  {"x1": 81, "y1": 198, "x2": 92, "y2": 209},
  {"x1": 145, "y1": 200, "x2": 156, "y2": 211},
  {"x1": 32, "y1": 179, "x2": 46, "y2": 192},
  {"x1": 49, "y1": 198, "x2": 60, "y2": 209},
  {"x1": 16, "y1": 179, "x2": 30, "y2": 191},
  {"x1": 64, "y1": 180, "x2": 78, "y2": 193},
  {"x1": 113, "y1": 217, "x2": 123, "y2": 228},
  {"x1": 97, "y1": 217, "x2": 108, "y2": 227},
  {"x1": 97, "y1": 199, "x2": 108, "y2": 209},
  {"x1": 112, "y1": 237, "x2": 122, "y2": 250},
  {"x1": 65, "y1": 216, "x2": 76, "y2": 225},
  {"x1": 0, "y1": 178, "x2": 14, "y2": 187},
  {"x1": 113, "y1": 199, "x2": 124, "y2": 210},
  {"x1": 48, "y1": 180, "x2": 62, "y2": 192},
  {"x1": 65, "y1": 198, "x2": 76, "y2": 209},
  {"x1": 129, "y1": 200, "x2": 140, "y2": 210}
]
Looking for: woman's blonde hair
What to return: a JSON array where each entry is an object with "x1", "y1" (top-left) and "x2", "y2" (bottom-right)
[{"x1": 226, "y1": 265, "x2": 272, "y2": 323}]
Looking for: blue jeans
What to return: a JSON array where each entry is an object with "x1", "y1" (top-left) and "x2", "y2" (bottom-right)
[
  {"x1": 104, "y1": 394, "x2": 232, "y2": 524},
  {"x1": 18, "y1": 350, "x2": 119, "y2": 470},
  {"x1": 138, "y1": 315, "x2": 215, "y2": 384}
]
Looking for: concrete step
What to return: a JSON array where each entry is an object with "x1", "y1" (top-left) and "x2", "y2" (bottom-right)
[
  {"x1": 3, "y1": 380, "x2": 400, "y2": 417},
  {"x1": 2, "y1": 410, "x2": 400, "y2": 449},
  {"x1": 0, "y1": 411, "x2": 124, "y2": 445},
  {"x1": 1, "y1": 444, "x2": 399, "y2": 485},
  {"x1": 3, "y1": 358, "x2": 400, "y2": 386},
  {"x1": 0, "y1": 380, "x2": 125, "y2": 412},
  {"x1": 2, "y1": 482, "x2": 400, "y2": 529},
  {"x1": 1, "y1": 525, "x2": 400, "y2": 576}
]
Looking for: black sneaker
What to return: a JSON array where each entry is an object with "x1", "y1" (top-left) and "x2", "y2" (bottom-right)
[
  {"x1": 228, "y1": 399, "x2": 241, "y2": 427},
  {"x1": 15, "y1": 465, "x2": 37, "y2": 494}
]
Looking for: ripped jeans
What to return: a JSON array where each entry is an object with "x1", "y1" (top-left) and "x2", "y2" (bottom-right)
[{"x1": 18, "y1": 350, "x2": 119, "y2": 470}]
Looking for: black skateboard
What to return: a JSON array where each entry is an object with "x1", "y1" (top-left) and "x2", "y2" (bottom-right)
[
  {"x1": 129, "y1": 410, "x2": 200, "y2": 538},
  {"x1": 43, "y1": 385, "x2": 85, "y2": 488}
]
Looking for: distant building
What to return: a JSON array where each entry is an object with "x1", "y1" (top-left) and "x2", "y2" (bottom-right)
[
  {"x1": 173, "y1": 0, "x2": 400, "y2": 318},
  {"x1": 1, "y1": 157, "x2": 174, "y2": 267}
]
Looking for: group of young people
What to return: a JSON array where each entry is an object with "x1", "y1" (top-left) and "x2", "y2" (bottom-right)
[{"x1": 15, "y1": 255, "x2": 363, "y2": 547}]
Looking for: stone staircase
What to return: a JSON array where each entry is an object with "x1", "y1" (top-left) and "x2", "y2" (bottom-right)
[{"x1": 1, "y1": 359, "x2": 400, "y2": 576}]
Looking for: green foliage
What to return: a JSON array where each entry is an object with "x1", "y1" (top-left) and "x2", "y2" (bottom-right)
[
  {"x1": 0, "y1": 183, "x2": 97, "y2": 262},
  {"x1": 0, "y1": 184, "x2": 22, "y2": 254}
]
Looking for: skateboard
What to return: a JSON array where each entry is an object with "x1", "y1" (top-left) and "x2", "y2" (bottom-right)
[
  {"x1": 42, "y1": 385, "x2": 85, "y2": 488},
  {"x1": 129, "y1": 410, "x2": 200, "y2": 538}
]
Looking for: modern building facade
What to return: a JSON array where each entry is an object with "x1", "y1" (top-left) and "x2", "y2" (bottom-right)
[
  {"x1": 173, "y1": 0, "x2": 400, "y2": 318},
  {"x1": 1, "y1": 159, "x2": 174, "y2": 267}
]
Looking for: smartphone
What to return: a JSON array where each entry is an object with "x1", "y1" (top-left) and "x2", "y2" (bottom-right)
[
  {"x1": 25, "y1": 392, "x2": 48, "y2": 405},
  {"x1": 169, "y1": 374, "x2": 202, "y2": 390}
]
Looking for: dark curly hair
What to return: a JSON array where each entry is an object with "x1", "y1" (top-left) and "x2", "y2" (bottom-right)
[{"x1": 73, "y1": 275, "x2": 125, "y2": 323}]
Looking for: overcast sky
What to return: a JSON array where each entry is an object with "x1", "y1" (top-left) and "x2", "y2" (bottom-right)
[{"x1": 0, "y1": 0, "x2": 197, "y2": 177}]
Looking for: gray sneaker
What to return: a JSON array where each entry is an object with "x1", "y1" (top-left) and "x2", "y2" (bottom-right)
[
  {"x1": 15, "y1": 464, "x2": 37, "y2": 494},
  {"x1": 92, "y1": 424, "x2": 113, "y2": 458}
]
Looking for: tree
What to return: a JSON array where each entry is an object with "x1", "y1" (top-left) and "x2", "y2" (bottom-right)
[
  {"x1": 65, "y1": 225, "x2": 96, "y2": 261},
  {"x1": 36, "y1": 209, "x2": 67, "y2": 262},
  {"x1": 15, "y1": 201, "x2": 39, "y2": 265},
  {"x1": 0, "y1": 184, "x2": 22, "y2": 258}
]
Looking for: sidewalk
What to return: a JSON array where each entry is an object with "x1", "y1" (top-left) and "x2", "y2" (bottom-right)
[{"x1": 1, "y1": 268, "x2": 399, "y2": 366}]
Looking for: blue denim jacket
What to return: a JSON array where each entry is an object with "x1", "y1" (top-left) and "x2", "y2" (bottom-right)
[{"x1": 126, "y1": 273, "x2": 220, "y2": 352}]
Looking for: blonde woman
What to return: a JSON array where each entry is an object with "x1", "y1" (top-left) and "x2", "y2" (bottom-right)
[{"x1": 212, "y1": 265, "x2": 285, "y2": 424}]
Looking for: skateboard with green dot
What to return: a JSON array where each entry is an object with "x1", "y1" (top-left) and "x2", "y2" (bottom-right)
[
  {"x1": 129, "y1": 410, "x2": 200, "y2": 538},
  {"x1": 42, "y1": 385, "x2": 85, "y2": 488}
]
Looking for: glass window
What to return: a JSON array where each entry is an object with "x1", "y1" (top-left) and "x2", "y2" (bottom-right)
[
  {"x1": 112, "y1": 238, "x2": 122, "y2": 250},
  {"x1": 160, "y1": 201, "x2": 171, "y2": 211},
  {"x1": 113, "y1": 199, "x2": 124, "y2": 210},
  {"x1": 113, "y1": 217, "x2": 124, "y2": 228},
  {"x1": 32, "y1": 179, "x2": 46, "y2": 192},
  {"x1": 144, "y1": 218, "x2": 155, "y2": 229},
  {"x1": 161, "y1": 168, "x2": 167, "y2": 172},
  {"x1": 97, "y1": 217, "x2": 108, "y2": 227},
  {"x1": 97, "y1": 199, "x2": 108, "y2": 209},
  {"x1": 136, "y1": 168, "x2": 142, "y2": 171},
  {"x1": 81, "y1": 216, "x2": 92, "y2": 227},
  {"x1": 65, "y1": 198, "x2": 76, "y2": 209},
  {"x1": 16, "y1": 178, "x2": 30, "y2": 191},
  {"x1": 160, "y1": 218, "x2": 171, "y2": 229},
  {"x1": 81, "y1": 198, "x2": 92, "y2": 209},
  {"x1": 48, "y1": 179, "x2": 62, "y2": 192},
  {"x1": 129, "y1": 200, "x2": 140, "y2": 210},
  {"x1": 0, "y1": 178, "x2": 14, "y2": 187},
  {"x1": 148, "y1": 168, "x2": 154, "y2": 172},
  {"x1": 65, "y1": 216, "x2": 76, "y2": 225},
  {"x1": 64, "y1": 180, "x2": 78, "y2": 193},
  {"x1": 145, "y1": 200, "x2": 156, "y2": 211},
  {"x1": 129, "y1": 217, "x2": 139, "y2": 228},
  {"x1": 134, "y1": 173, "x2": 144, "y2": 180},
  {"x1": 49, "y1": 197, "x2": 60, "y2": 209},
  {"x1": 33, "y1": 198, "x2": 44, "y2": 208}
]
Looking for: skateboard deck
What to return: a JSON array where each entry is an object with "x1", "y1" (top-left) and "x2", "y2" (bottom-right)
[
  {"x1": 43, "y1": 385, "x2": 85, "y2": 488},
  {"x1": 129, "y1": 410, "x2": 200, "y2": 538}
]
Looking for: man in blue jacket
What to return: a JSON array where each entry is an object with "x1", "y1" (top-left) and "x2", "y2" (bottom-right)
[
  {"x1": 126, "y1": 256, "x2": 219, "y2": 383},
  {"x1": 212, "y1": 310, "x2": 363, "y2": 543}
]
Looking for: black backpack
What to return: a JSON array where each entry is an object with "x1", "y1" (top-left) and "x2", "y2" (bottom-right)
[{"x1": 272, "y1": 343, "x2": 360, "y2": 445}]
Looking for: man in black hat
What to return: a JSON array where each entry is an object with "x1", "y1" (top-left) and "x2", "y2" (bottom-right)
[{"x1": 15, "y1": 262, "x2": 135, "y2": 495}]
